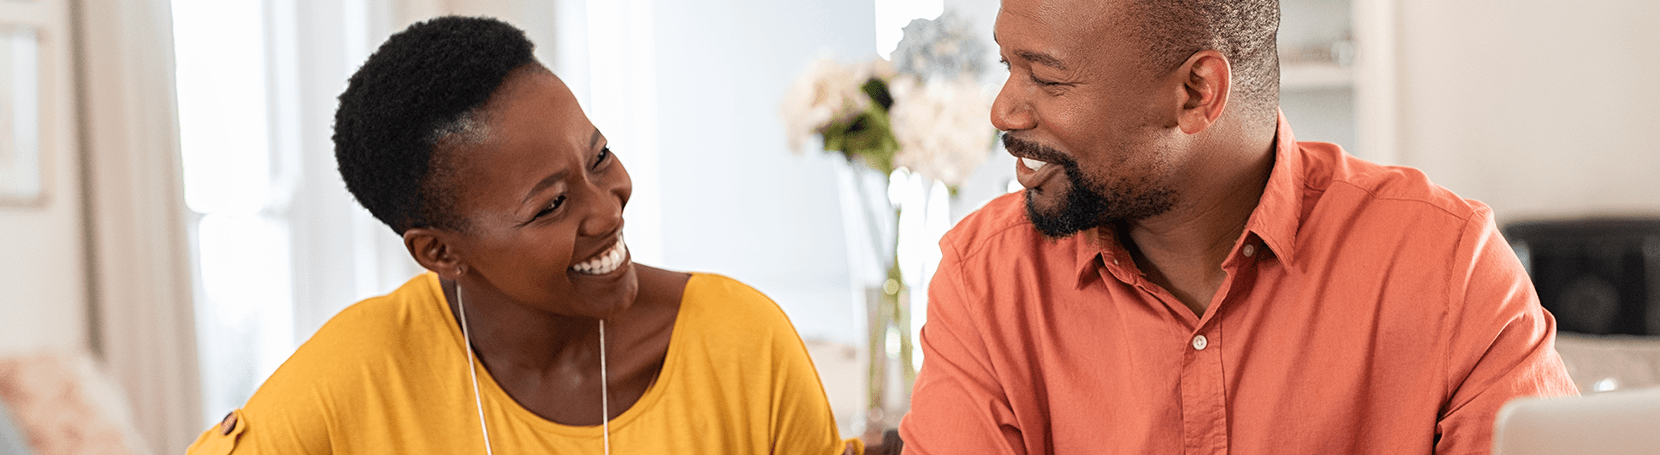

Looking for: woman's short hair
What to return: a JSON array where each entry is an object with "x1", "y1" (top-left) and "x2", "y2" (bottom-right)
[{"x1": 333, "y1": 16, "x2": 536, "y2": 234}]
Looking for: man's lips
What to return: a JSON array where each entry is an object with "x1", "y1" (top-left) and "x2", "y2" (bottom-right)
[{"x1": 1014, "y1": 155, "x2": 1063, "y2": 190}]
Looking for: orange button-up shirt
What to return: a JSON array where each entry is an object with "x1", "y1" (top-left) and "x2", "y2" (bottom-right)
[{"x1": 900, "y1": 116, "x2": 1578, "y2": 454}]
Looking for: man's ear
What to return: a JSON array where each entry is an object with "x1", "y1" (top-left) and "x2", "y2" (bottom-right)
[
  {"x1": 404, "y1": 227, "x2": 465, "y2": 280},
  {"x1": 1174, "y1": 49, "x2": 1231, "y2": 135}
]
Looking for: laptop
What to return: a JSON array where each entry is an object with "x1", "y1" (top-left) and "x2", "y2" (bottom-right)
[{"x1": 1493, "y1": 386, "x2": 1660, "y2": 454}]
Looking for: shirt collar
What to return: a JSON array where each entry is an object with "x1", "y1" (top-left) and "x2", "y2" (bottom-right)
[
  {"x1": 1073, "y1": 111, "x2": 1308, "y2": 287},
  {"x1": 1242, "y1": 111, "x2": 1306, "y2": 267}
]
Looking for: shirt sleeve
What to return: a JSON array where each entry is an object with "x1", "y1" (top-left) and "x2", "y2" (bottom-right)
[
  {"x1": 899, "y1": 240, "x2": 1025, "y2": 455},
  {"x1": 183, "y1": 370, "x2": 335, "y2": 455},
  {"x1": 760, "y1": 293, "x2": 862, "y2": 455},
  {"x1": 186, "y1": 309, "x2": 363, "y2": 455},
  {"x1": 1435, "y1": 207, "x2": 1579, "y2": 454}
]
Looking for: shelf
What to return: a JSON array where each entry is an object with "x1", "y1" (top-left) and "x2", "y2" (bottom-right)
[{"x1": 1280, "y1": 61, "x2": 1353, "y2": 90}]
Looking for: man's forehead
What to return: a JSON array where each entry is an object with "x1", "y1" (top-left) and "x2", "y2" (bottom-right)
[
  {"x1": 998, "y1": 0, "x2": 1125, "y2": 25},
  {"x1": 996, "y1": 0, "x2": 1133, "y2": 62},
  {"x1": 996, "y1": 0, "x2": 1128, "y2": 42}
]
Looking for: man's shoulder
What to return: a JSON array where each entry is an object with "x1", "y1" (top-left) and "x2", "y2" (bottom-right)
[
  {"x1": 941, "y1": 192, "x2": 1043, "y2": 260},
  {"x1": 1299, "y1": 141, "x2": 1488, "y2": 224}
]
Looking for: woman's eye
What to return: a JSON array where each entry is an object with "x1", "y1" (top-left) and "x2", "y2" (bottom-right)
[
  {"x1": 594, "y1": 146, "x2": 611, "y2": 169},
  {"x1": 535, "y1": 195, "x2": 566, "y2": 218}
]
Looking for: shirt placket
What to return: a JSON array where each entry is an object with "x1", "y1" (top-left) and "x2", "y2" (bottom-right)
[
  {"x1": 1099, "y1": 241, "x2": 1240, "y2": 454},
  {"x1": 1180, "y1": 239, "x2": 1266, "y2": 454},
  {"x1": 1180, "y1": 322, "x2": 1227, "y2": 454}
]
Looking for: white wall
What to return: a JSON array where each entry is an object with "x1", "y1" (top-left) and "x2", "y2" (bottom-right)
[
  {"x1": 1396, "y1": 0, "x2": 1660, "y2": 223},
  {"x1": 0, "y1": 0, "x2": 86, "y2": 354},
  {"x1": 647, "y1": 0, "x2": 882, "y2": 346},
  {"x1": 647, "y1": 0, "x2": 1009, "y2": 347}
]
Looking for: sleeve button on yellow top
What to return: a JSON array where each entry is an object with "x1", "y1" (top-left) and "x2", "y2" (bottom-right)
[{"x1": 219, "y1": 413, "x2": 239, "y2": 435}]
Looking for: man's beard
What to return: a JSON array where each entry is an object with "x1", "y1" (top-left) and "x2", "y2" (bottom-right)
[{"x1": 1004, "y1": 135, "x2": 1175, "y2": 238}]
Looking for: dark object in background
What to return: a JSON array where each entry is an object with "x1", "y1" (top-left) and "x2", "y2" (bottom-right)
[{"x1": 1503, "y1": 218, "x2": 1660, "y2": 336}]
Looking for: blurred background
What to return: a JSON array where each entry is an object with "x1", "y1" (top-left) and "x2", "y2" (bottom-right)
[{"x1": 1, "y1": 0, "x2": 1658, "y2": 453}]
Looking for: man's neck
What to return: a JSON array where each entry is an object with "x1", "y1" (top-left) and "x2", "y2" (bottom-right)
[{"x1": 1122, "y1": 131, "x2": 1276, "y2": 317}]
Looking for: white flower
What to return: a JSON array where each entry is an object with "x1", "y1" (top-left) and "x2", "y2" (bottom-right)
[
  {"x1": 888, "y1": 75, "x2": 997, "y2": 188},
  {"x1": 891, "y1": 11, "x2": 989, "y2": 81},
  {"x1": 854, "y1": 57, "x2": 897, "y2": 82},
  {"x1": 780, "y1": 58, "x2": 876, "y2": 153}
]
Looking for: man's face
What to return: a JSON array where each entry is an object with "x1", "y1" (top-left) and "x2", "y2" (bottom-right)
[{"x1": 994, "y1": 0, "x2": 1182, "y2": 238}]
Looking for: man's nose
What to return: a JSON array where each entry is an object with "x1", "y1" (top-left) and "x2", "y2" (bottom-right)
[{"x1": 990, "y1": 76, "x2": 1036, "y2": 132}]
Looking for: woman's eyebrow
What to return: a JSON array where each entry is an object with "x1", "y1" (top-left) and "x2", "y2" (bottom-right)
[{"x1": 521, "y1": 168, "x2": 570, "y2": 206}]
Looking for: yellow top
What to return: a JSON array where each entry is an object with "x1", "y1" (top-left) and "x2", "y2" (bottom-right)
[{"x1": 187, "y1": 272, "x2": 859, "y2": 455}]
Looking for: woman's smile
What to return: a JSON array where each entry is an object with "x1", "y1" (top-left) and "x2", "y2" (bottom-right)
[{"x1": 571, "y1": 235, "x2": 630, "y2": 275}]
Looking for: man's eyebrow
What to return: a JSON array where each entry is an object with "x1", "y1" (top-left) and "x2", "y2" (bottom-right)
[
  {"x1": 589, "y1": 128, "x2": 602, "y2": 149},
  {"x1": 1015, "y1": 50, "x2": 1068, "y2": 71}
]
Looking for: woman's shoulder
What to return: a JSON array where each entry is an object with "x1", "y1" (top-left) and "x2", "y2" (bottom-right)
[
  {"x1": 678, "y1": 272, "x2": 793, "y2": 329},
  {"x1": 267, "y1": 273, "x2": 454, "y2": 383},
  {"x1": 205, "y1": 273, "x2": 467, "y2": 453},
  {"x1": 313, "y1": 273, "x2": 450, "y2": 349},
  {"x1": 667, "y1": 272, "x2": 819, "y2": 359}
]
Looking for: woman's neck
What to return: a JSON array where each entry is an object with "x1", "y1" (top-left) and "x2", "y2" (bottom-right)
[{"x1": 438, "y1": 266, "x2": 688, "y2": 425}]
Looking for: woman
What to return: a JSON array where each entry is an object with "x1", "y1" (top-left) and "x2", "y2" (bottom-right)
[{"x1": 187, "y1": 16, "x2": 861, "y2": 454}]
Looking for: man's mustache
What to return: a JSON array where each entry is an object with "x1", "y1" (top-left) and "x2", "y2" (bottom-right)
[{"x1": 1002, "y1": 134, "x2": 1075, "y2": 167}]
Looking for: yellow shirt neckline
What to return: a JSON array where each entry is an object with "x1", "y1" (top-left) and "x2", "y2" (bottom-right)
[{"x1": 423, "y1": 271, "x2": 697, "y2": 438}]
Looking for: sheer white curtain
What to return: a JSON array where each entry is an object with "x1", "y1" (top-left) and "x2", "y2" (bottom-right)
[
  {"x1": 172, "y1": 0, "x2": 423, "y2": 427},
  {"x1": 174, "y1": 0, "x2": 662, "y2": 431}
]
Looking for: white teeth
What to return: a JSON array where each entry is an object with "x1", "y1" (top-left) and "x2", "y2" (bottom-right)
[
  {"x1": 1021, "y1": 157, "x2": 1047, "y2": 171},
  {"x1": 572, "y1": 236, "x2": 628, "y2": 275}
]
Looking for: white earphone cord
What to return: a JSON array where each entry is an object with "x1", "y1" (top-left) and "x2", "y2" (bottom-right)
[
  {"x1": 457, "y1": 286, "x2": 496, "y2": 455},
  {"x1": 459, "y1": 285, "x2": 612, "y2": 455},
  {"x1": 599, "y1": 319, "x2": 611, "y2": 455}
]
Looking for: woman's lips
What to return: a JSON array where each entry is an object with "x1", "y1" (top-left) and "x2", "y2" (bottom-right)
[
  {"x1": 1015, "y1": 156, "x2": 1062, "y2": 190},
  {"x1": 570, "y1": 235, "x2": 629, "y2": 275}
]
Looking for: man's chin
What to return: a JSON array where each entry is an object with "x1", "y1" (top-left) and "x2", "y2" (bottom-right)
[{"x1": 1024, "y1": 189, "x2": 1097, "y2": 239}]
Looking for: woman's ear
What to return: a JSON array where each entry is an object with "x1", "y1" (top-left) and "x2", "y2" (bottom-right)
[
  {"x1": 1175, "y1": 49, "x2": 1232, "y2": 135},
  {"x1": 404, "y1": 228, "x2": 466, "y2": 280}
]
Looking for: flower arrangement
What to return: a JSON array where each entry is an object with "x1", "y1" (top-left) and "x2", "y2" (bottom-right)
[
  {"x1": 779, "y1": 10, "x2": 997, "y2": 440},
  {"x1": 780, "y1": 11, "x2": 996, "y2": 190}
]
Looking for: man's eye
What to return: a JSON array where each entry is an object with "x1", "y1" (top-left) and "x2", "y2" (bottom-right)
[
  {"x1": 1029, "y1": 74, "x2": 1060, "y2": 86},
  {"x1": 594, "y1": 146, "x2": 611, "y2": 169},
  {"x1": 536, "y1": 195, "x2": 567, "y2": 218}
]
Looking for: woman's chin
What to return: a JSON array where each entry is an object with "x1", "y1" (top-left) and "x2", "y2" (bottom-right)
[{"x1": 569, "y1": 262, "x2": 641, "y2": 320}]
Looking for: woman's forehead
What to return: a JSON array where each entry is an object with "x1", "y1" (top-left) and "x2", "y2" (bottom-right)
[
  {"x1": 487, "y1": 68, "x2": 593, "y2": 145},
  {"x1": 448, "y1": 71, "x2": 599, "y2": 201}
]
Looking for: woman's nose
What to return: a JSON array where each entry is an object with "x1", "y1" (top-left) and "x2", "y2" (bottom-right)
[{"x1": 577, "y1": 183, "x2": 625, "y2": 237}]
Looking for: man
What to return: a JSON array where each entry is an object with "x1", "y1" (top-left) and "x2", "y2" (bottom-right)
[{"x1": 899, "y1": 0, "x2": 1577, "y2": 453}]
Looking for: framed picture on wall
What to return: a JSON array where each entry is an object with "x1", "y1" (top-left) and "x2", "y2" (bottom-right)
[{"x1": 0, "y1": 25, "x2": 43, "y2": 206}]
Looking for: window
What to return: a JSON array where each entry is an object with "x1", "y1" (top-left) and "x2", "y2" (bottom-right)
[{"x1": 173, "y1": 0, "x2": 420, "y2": 425}]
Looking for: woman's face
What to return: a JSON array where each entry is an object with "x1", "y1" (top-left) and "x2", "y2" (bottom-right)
[{"x1": 441, "y1": 68, "x2": 637, "y2": 319}]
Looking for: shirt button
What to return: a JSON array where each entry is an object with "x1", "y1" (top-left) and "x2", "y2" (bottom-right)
[
  {"x1": 1112, "y1": 258, "x2": 1119, "y2": 265},
  {"x1": 1242, "y1": 244, "x2": 1257, "y2": 258},
  {"x1": 1192, "y1": 335, "x2": 1208, "y2": 351}
]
